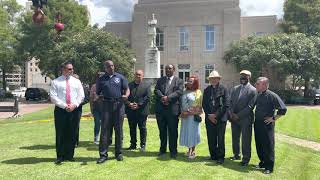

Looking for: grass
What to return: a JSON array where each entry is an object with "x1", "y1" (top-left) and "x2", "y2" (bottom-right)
[
  {"x1": 276, "y1": 107, "x2": 320, "y2": 142},
  {"x1": 0, "y1": 106, "x2": 320, "y2": 179}
]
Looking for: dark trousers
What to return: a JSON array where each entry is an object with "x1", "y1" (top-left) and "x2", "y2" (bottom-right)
[
  {"x1": 231, "y1": 119, "x2": 253, "y2": 163},
  {"x1": 74, "y1": 106, "x2": 82, "y2": 146},
  {"x1": 205, "y1": 119, "x2": 227, "y2": 160},
  {"x1": 93, "y1": 109, "x2": 101, "y2": 139},
  {"x1": 254, "y1": 120, "x2": 275, "y2": 171},
  {"x1": 127, "y1": 112, "x2": 147, "y2": 147},
  {"x1": 156, "y1": 111, "x2": 179, "y2": 155},
  {"x1": 54, "y1": 107, "x2": 78, "y2": 160},
  {"x1": 99, "y1": 101, "x2": 124, "y2": 157}
]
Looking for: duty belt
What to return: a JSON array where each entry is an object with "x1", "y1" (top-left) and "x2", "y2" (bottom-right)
[{"x1": 103, "y1": 97, "x2": 122, "y2": 102}]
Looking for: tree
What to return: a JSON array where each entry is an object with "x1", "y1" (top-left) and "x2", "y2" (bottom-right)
[
  {"x1": 40, "y1": 27, "x2": 135, "y2": 84},
  {"x1": 224, "y1": 33, "x2": 320, "y2": 96},
  {"x1": 282, "y1": 0, "x2": 320, "y2": 36},
  {"x1": 18, "y1": 0, "x2": 134, "y2": 84},
  {"x1": 0, "y1": 0, "x2": 22, "y2": 91}
]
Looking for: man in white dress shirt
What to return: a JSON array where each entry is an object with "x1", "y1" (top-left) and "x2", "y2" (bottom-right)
[{"x1": 50, "y1": 62, "x2": 84, "y2": 164}]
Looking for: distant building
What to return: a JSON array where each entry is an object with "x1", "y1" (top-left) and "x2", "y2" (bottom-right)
[
  {"x1": 25, "y1": 58, "x2": 51, "y2": 91},
  {"x1": 104, "y1": 0, "x2": 280, "y2": 89}
]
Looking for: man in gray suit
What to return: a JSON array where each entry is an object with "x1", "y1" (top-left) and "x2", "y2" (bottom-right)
[
  {"x1": 229, "y1": 70, "x2": 257, "y2": 166},
  {"x1": 155, "y1": 64, "x2": 184, "y2": 159}
]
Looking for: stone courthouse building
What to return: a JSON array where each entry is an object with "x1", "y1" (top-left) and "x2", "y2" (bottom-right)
[{"x1": 104, "y1": 0, "x2": 279, "y2": 89}]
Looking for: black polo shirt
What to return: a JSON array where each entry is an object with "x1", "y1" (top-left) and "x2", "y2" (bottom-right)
[
  {"x1": 255, "y1": 90, "x2": 287, "y2": 121},
  {"x1": 96, "y1": 72, "x2": 128, "y2": 98}
]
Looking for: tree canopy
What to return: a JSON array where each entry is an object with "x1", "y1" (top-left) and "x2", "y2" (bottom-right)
[
  {"x1": 0, "y1": 0, "x2": 22, "y2": 90},
  {"x1": 18, "y1": 0, "x2": 134, "y2": 84},
  {"x1": 224, "y1": 33, "x2": 320, "y2": 94},
  {"x1": 282, "y1": 0, "x2": 320, "y2": 36}
]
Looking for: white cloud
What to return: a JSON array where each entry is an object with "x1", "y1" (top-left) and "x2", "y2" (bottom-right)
[
  {"x1": 240, "y1": 0, "x2": 285, "y2": 18},
  {"x1": 17, "y1": 0, "x2": 285, "y2": 27}
]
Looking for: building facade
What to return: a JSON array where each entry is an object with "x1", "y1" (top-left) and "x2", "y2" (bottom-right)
[
  {"x1": 25, "y1": 58, "x2": 52, "y2": 91},
  {"x1": 105, "y1": 0, "x2": 279, "y2": 89}
]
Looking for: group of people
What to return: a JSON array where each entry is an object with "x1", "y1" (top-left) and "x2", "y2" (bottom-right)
[{"x1": 49, "y1": 60, "x2": 287, "y2": 175}]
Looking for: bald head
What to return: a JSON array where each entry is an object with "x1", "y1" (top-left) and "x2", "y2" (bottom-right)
[
  {"x1": 134, "y1": 69, "x2": 144, "y2": 84},
  {"x1": 104, "y1": 60, "x2": 114, "y2": 75},
  {"x1": 255, "y1": 77, "x2": 269, "y2": 92}
]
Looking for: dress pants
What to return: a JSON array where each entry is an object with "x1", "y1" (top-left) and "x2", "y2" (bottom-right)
[
  {"x1": 231, "y1": 119, "x2": 253, "y2": 163},
  {"x1": 205, "y1": 119, "x2": 227, "y2": 160},
  {"x1": 74, "y1": 106, "x2": 82, "y2": 146},
  {"x1": 156, "y1": 108, "x2": 179, "y2": 155},
  {"x1": 127, "y1": 112, "x2": 147, "y2": 148},
  {"x1": 54, "y1": 107, "x2": 78, "y2": 160},
  {"x1": 254, "y1": 120, "x2": 275, "y2": 171},
  {"x1": 99, "y1": 101, "x2": 124, "y2": 158}
]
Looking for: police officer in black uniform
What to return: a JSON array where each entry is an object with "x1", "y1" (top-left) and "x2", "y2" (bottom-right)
[
  {"x1": 126, "y1": 70, "x2": 151, "y2": 152},
  {"x1": 202, "y1": 70, "x2": 230, "y2": 164},
  {"x1": 96, "y1": 60, "x2": 130, "y2": 163},
  {"x1": 254, "y1": 77, "x2": 287, "y2": 174}
]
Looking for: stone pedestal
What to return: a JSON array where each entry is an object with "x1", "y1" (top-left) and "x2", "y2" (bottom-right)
[{"x1": 144, "y1": 47, "x2": 160, "y2": 80}]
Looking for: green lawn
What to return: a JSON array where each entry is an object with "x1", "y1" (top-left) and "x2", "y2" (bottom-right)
[
  {"x1": 0, "y1": 106, "x2": 320, "y2": 179},
  {"x1": 276, "y1": 107, "x2": 320, "y2": 143}
]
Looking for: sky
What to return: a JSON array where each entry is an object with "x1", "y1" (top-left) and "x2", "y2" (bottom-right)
[{"x1": 17, "y1": 0, "x2": 285, "y2": 27}]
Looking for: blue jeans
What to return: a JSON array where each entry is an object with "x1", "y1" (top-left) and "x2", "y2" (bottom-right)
[{"x1": 93, "y1": 110, "x2": 101, "y2": 138}]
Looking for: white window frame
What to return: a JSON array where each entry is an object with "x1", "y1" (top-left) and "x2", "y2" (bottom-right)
[
  {"x1": 156, "y1": 28, "x2": 164, "y2": 51},
  {"x1": 205, "y1": 64, "x2": 215, "y2": 84},
  {"x1": 205, "y1": 25, "x2": 215, "y2": 51},
  {"x1": 179, "y1": 26, "x2": 189, "y2": 51}
]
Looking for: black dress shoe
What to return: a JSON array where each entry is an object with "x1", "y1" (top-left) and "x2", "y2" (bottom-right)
[
  {"x1": 55, "y1": 158, "x2": 63, "y2": 165},
  {"x1": 157, "y1": 151, "x2": 166, "y2": 156},
  {"x1": 263, "y1": 170, "x2": 273, "y2": 174},
  {"x1": 126, "y1": 145, "x2": 136, "y2": 150},
  {"x1": 97, "y1": 156, "x2": 108, "y2": 164},
  {"x1": 216, "y1": 159, "x2": 224, "y2": 164},
  {"x1": 170, "y1": 153, "x2": 177, "y2": 159},
  {"x1": 116, "y1": 154, "x2": 123, "y2": 161},
  {"x1": 230, "y1": 155, "x2": 241, "y2": 160},
  {"x1": 255, "y1": 162, "x2": 265, "y2": 169},
  {"x1": 140, "y1": 145, "x2": 146, "y2": 152},
  {"x1": 240, "y1": 161, "x2": 249, "y2": 166}
]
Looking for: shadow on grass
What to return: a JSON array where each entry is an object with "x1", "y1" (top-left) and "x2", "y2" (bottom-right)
[
  {"x1": 19, "y1": 141, "x2": 97, "y2": 151},
  {"x1": 20, "y1": 145, "x2": 55, "y2": 150},
  {"x1": 204, "y1": 159, "x2": 261, "y2": 173},
  {"x1": 1, "y1": 157, "x2": 100, "y2": 165}
]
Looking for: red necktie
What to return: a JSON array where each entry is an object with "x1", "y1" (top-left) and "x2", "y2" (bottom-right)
[{"x1": 66, "y1": 78, "x2": 71, "y2": 104}]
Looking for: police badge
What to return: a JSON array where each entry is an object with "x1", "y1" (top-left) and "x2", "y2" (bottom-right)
[{"x1": 114, "y1": 77, "x2": 120, "y2": 84}]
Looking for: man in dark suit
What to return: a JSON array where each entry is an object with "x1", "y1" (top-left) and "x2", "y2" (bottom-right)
[
  {"x1": 72, "y1": 74, "x2": 90, "y2": 147},
  {"x1": 154, "y1": 64, "x2": 184, "y2": 159},
  {"x1": 126, "y1": 70, "x2": 151, "y2": 152},
  {"x1": 202, "y1": 70, "x2": 230, "y2": 164},
  {"x1": 229, "y1": 70, "x2": 257, "y2": 166}
]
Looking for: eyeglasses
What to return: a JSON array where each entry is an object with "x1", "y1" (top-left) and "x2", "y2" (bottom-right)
[{"x1": 68, "y1": 68, "x2": 73, "y2": 71}]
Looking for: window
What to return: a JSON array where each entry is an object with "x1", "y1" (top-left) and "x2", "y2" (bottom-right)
[
  {"x1": 30, "y1": 68, "x2": 32, "y2": 72},
  {"x1": 35, "y1": 68, "x2": 38, "y2": 72},
  {"x1": 178, "y1": 64, "x2": 190, "y2": 82},
  {"x1": 205, "y1": 25, "x2": 215, "y2": 51},
  {"x1": 30, "y1": 63, "x2": 33, "y2": 66},
  {"x1": 160, "y1": 65, "x2": 164, "y2": 77},
  {"x1": 205, "y1": 64, "x2": 215, "y2": 84},
  {"x1": 156, "y1": 28, "x2": 164, "y2": 51},
  {"x1": 179, "y1": 26, "x2": 189, "y2": 51}
]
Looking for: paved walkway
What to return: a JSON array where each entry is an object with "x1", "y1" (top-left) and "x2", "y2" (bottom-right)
[
  {"x1": 0, "y1": 102, "x2": 52, "y2": 120},
  {"x1": 276, "y1": 133, "x2": 320, "y2": 151}
]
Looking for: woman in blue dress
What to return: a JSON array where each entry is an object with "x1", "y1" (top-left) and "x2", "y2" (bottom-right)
[{"x1": 180, "y1": 76, "x2": 203, "y2": 159}]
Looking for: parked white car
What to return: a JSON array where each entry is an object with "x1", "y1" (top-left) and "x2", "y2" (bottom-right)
[{"x1": 11, "y1": 88, "x2": 26, "y2": 98}]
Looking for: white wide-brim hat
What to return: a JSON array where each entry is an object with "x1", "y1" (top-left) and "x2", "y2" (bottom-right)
[{"x1": 207, "y1": 70, "x2": 222, "y2": 80}]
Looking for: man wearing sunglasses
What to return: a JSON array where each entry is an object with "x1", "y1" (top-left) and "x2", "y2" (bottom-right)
[{"x1": 50, "y1": 62, "x2": 85, "y2": 165}]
